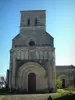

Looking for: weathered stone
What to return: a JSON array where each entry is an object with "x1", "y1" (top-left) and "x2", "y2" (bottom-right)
[{"x1": 8, "y1": 10, "x2": 56, "y2": 93}]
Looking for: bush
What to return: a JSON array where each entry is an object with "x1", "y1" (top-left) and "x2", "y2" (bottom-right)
[{"x1": 0, "y1": 87, "x2": 9, "y2": 94}]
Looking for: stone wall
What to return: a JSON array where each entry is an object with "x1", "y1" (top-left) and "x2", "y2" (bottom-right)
[{"x1": 8, "y1": 10, "x2": 56, "y2": 93}]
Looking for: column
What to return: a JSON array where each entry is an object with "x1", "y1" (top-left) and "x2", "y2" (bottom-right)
[{"x1": 11, "y1": 50, "x2": 16, "y2": 89}]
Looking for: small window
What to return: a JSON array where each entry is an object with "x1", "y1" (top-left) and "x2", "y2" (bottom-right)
[
  {"x1": 29, "y1": 41, "x2": 35, "y2": 46},
  {"x1": 27, "y1": 18, "x2": 30, "y2": 26},
  {"x1": 35, "y1": 18, "x2": 37, "y2": 26}
]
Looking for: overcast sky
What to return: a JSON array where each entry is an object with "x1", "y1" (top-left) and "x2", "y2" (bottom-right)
[{"x1": 0, "y1": 0, "x2": 75, "y2": 77}]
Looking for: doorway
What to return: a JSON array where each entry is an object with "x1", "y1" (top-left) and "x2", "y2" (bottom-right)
[
  {"x1": 62, "y1": 79, "x2": 65, "y2": 88},
  {"x1": 28, "y1": 73, "x2": 36, "y2": 93}
]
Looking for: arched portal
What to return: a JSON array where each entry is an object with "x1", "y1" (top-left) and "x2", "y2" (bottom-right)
[
  {"x1": 16, "y1": 62, "x2": 48, "y2": 92},
  {"x1": 28, "y1": 73, "x2": 36, "y2": 93},
  {"x1": 60, "y1": 75, "x2": 69, "y2": 88}
]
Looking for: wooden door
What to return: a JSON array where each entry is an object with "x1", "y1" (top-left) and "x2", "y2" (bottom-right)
[{"x1": 28, "y1": 73, "x2": 36, "y2": 93}]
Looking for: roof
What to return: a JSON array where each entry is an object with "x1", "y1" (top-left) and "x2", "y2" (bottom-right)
[
  {"x1": 20, "y1": 10, "x2": 46, "y2": 12},
  {"x1": 46, "y1": 32, "x2": 54, "y2": 39},
  {"x1": 56, "y1": 65, "x2": 75, "y2": 70}
]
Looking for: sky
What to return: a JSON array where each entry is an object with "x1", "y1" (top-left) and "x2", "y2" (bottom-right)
[{"x1": 0, "y1": 0, "x2": 75, "y2": 77}]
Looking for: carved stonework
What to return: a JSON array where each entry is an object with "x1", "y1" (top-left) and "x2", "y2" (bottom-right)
[{"x1": 8, "y1": 10, "x2": 56, "y2": 92}]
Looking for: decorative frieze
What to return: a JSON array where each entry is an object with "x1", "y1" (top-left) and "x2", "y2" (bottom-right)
[
  {"x1": 13, "y1": 47, "x2": 55, "y2": 61},
  {"x1": 9, "y1": 10, "x2": 56, "y2": 92}
]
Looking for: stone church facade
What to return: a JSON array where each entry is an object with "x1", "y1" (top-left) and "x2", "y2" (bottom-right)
[{"x1": 8, "y1": 10, "x2": 56, "y2": 93}]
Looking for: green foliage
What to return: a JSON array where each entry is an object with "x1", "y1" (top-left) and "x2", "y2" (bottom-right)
[
  {"x1": 0, "y1": 87, "x2": 9, "y2": 94},
  {"x1": 57, "y1": 89, "x2": 69, "y2": 93},
  {"x1": 52, "y1": 93, "x2": 75, "y2": 100},
  {"x1": 56, "y1": 76, "x2": 62, "y2": 89}
]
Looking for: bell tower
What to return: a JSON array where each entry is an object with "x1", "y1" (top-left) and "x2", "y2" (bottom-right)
[
  {"x1": 8, "y1": 10, "x2": 56, "y2": 93},
  {"x1": 20, "y1": 10, "x2": 46, "y2": 34}
]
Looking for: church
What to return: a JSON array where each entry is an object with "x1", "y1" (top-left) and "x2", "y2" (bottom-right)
[{"x1": 7, "y1": 10, "x2": 56, "y2": 93}]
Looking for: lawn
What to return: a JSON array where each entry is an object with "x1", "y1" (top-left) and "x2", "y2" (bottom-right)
[
  {"x1": 52, "y1": 89, "x2": 75, "y2": 100},
  {"x1": 0, "y1": 89, "x2": 75, "y2": 100}
]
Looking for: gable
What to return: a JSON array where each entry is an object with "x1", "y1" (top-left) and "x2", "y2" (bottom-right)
[{"x1": 12, "y1": 32, "x2": 54, "y2": 47}]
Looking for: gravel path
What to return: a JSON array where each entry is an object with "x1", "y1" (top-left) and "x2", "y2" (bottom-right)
[{"x1": 0, "y1": 93, "x2": 60, "y2": 100}]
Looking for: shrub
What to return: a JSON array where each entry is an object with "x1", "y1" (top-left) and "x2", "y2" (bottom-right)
[{"x1": 56, "y1": 76, "x2": 62, "y2": 89}]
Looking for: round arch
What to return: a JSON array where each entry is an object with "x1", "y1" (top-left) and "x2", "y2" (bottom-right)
[
  {"x1": 60, "y1": 75, "x2": 69, "y2": 88},
  {"x1": 16, "y1": 62, "x2": 48, "y2": 91}
]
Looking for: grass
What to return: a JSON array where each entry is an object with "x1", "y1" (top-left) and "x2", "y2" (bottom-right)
[
  {"x1": 0, "y1": 89, "x2": 75, "y2": 100},
  {"x1": 52, "y1": 93, "x2": 75, "y2": 100},
  {"x1": 52, "y1": 89, "x2": 75, "y2": 100},
  {"x1": 57, "y1": 88, "x2": 75, "y2": 94}
]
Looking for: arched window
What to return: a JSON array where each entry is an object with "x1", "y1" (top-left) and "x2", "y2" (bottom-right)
[
  {"x1": 35, "y1": 18, "x2": 37, "y2": 26},
  {"x1": 27, "y1": 18, "x2": 30, "y2": 26}
]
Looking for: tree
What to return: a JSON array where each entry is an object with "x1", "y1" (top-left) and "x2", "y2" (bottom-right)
[
  {"x1": 0, "y1": 76, "x2": 5, "y2": 89},
  {"x1": 56, "y1": 76, "x2": 62, "y2": 89}
]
